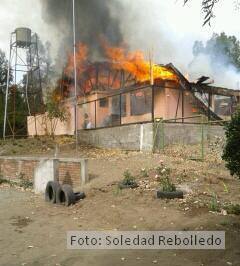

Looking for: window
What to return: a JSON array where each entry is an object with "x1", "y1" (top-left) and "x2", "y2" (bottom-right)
[
  {"x1": 121, "y1": 95, "x2": 127, "y2": 117},
  {"x1": 130, "y1": 89, "x2": 152, "y2": 115},
  {"x1": 99, "y1": 98, "x2": 108, "y2": 107}
]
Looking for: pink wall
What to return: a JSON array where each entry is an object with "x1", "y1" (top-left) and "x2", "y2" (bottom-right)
[
  {"x1": 28, "y1": 103, "x2": 75, "y2": 136},
  {"x1": 27, "y1": 87, "x2": 202, "y2": 136}
]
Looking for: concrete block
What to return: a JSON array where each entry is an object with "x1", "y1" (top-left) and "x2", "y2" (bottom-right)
[{"x1": 34, "y1": 159, "x2": 56, "y2": 194}]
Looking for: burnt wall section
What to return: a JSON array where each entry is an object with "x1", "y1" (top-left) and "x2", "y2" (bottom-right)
[{"x1": 0, "y1": 157, "x2": 88, "y2": 192}]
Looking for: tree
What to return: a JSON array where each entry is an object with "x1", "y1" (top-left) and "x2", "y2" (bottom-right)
[
  {"x1": 222, "y1": 107, "x2": 240, "y2": 178},
  {"x1": 192, "y1": 32, "x2": 240, "y2": 71},
  {"x1": 0, "y1": 50, "x2": 9, "y2": 87},
  {"x1": 0, "y1": 50, "x2": 28, "y2": 137},
  {"x1": 0, "y1": 50, "x2": 10, "y2": 135},
  {"x1": 22, "y1": 36, "x2": 53, "y2": 116},
  {"x1": 45, "y1": 90, "x2": 69, "y2": 138},
  {"x1": 184, "y1": 0, "x2": 219, "y2": 26},
  {"x1": 184, "y1": 0, "x2": 239, "y2": 26}
]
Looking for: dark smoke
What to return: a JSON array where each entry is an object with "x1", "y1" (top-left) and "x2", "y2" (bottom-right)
[{"x1": 41, "y1": 0, "x2": 123, "y2": 63}]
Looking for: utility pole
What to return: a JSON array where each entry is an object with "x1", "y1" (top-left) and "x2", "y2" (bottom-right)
[
  {"x1": 3, "y1": 35, "x2": 12, "y2": 140},
  {"x1": 73, "y1": 0, "x2": 78, "y2": 150}
]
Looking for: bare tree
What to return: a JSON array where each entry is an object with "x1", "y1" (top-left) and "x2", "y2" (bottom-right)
[{"x1": 184, "y1": 0, "x2": 220, "y2": 26}]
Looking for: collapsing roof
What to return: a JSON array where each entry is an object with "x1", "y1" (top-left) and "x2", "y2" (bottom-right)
[{"x1": 58, "y1": 61, "x2": 239, "y2": 121}]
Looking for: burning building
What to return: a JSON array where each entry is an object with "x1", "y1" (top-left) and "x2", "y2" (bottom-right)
[{"x1": 27, "y1": 42, "x2": 240, "y2": 149}]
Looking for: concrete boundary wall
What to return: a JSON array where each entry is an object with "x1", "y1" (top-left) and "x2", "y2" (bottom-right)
[
  {"x1": 0, "y1": 156, "x2": 88, "y2": 193},
  {"x1": 78, "y1": 123, "x2": 153, "y2": 151},
  {"x1": 78, "y1": 123, "x2": 225, "y2": 151}
]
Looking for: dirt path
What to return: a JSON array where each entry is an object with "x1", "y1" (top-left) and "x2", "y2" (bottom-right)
[
  {"x1": 0, "y1": 187, "x2": 240, "y2": 266},
  {"x1": 1, "y1": 149, "x2": 240, "y2": 266}
]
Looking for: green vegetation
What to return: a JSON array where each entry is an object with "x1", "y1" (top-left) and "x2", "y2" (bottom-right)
[
  {"x1": 0, "y1": 174, "x2": 17, "y2": 187},
  {"x1": 209, "y1": 192, "x2": 220, "y2": 212},
  {"x1": 156, "y1": 165, "x2": 176, "y2": 192},
  {"x1": 140, "y1": 168, "x2": 149, "y2": 178},
  {"x1": 18, "y1": 173, "x2": 33, "y2": 189},
  {"x1": 122, "y1": 170, "x2": 136, "y2": 186},
  {"x1": 222, "y1": 107, "x2": 240, "y2": 178},
  {"x1": 193, "y1": 32, "x2": 240, "y2": 70},
  {"x1": 160, "y1": 176, "x2": 176, "y2": 192},
  {"x1": 118, "y1": 170, "x2": 138, "y2": 189},
  {"x1": 223, "y1": 204, "x2": 240, "y2": 215},
  {"x1": 45, "y1": 91, "x2": 69, "y2": 138}
]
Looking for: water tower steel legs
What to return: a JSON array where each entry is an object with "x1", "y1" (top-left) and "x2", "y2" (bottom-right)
[{"x1": 3, "y1": 29, "x2": 42, "y2": 139}]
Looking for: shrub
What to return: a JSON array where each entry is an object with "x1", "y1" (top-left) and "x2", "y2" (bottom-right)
[
  {"x1": 18, "y1": 173, "x2": 33, "y2": 189},
  {"x1": 160, "y1": 176, "x2": 176, "y2": 192},
  {"x1": 209, "y1": 192, "x2": 220, "y2": 212},
  {"x1": 156, "y1": 165, "x2": 176, "y2": 192},
  {"x1": 0, "y1": 174, "x2": 17, "y2": 186},
  {"x1": 224, "y1": 204, "x2": 240, "y2": 215},
  {"x1": 222, "y1": 107, "x2": 240, "y2": 178},
  {"x1": 122, "y1": 170, "x2": 136, "y2": 186},
  {"x1": 140, "y1": 168, "x2": 149, "y2": 178}
]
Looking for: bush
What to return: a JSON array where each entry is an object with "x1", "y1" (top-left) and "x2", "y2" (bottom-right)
[
  {"x1": 18, "y1": 173, "x2": 33, "y2": 189},
  {"x1": 160, "y1": 176, "x2": 176, "y2": 192},
  {"x1": 209, "y1": 192, "x2": 220, "y2": 212},
  {"x1": 156, "y1": 165, "x2": 176, "y2": 192},
  {"x1": 224, "y1": 204, "x2": 240, "y2": 215},
  {"x1": 118, "y1": 170, "x2": 138, "y2": 189},
  {"x1": 222, "y1": 107, "x2": 240, "y2": 178},
  {"x1": 140, "y1": 168, "x2": 149, "y2": 178},
  {"x1": 122, "y1": 170, "x2": 136, "y2": 186}
]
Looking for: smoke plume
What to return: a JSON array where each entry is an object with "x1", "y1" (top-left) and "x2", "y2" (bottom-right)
[
  {"x1": 40, "y1": 0, "x2": 240, "y2": 89},
  {"x1": 40, "y1": 0, "x2": 123, "y2": 65}
]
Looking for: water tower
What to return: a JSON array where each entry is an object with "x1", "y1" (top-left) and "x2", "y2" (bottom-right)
[{"x1": 3, "y1": 28, "x2": 43, "y2": 139}]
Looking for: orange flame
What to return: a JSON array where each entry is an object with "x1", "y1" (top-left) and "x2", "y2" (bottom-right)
[
  {"x1": 103, "y1": 42, "x2": 177, "y2": 82},
  {"x1": 62, "y1": 42, "x2": 177, "y2": 97},
  {"x1": 65, "y1": 43, "x2": 88, "y2": 76}
]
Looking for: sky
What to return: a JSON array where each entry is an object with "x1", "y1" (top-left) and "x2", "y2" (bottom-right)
[
  {"x1": 0, "y1": 0, "x2": 239, "y2": 87},
  {"x1": 0, "y1": 0, "x2": 239, "y2": 56}
]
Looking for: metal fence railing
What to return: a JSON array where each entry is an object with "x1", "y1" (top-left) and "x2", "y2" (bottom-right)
[
  {"x1": 153, "y1": 115, "x2": 229, "y2": 161},
  {"x1": 77, "y1": 86, "x2": 153, "y2": 130}
]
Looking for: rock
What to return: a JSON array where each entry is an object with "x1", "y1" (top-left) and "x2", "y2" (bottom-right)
[
  {"x1": 221, "y1": 209, "x2": 227, "y2": 216},
  {"x1": 152, "y1": 260, "x2": 158, "y2": 264},
  {"x1": 121, "y1": 257, "x2": 126, "y2": 261}
]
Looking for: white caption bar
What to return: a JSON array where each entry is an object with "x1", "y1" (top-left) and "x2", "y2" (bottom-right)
[{"x1": 67, "y1": 231, "x2": 225, "y2": 250}]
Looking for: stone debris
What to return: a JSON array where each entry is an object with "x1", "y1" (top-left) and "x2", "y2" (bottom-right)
[{"x1": 221, "y1": 209, "x2": 228, "y2": 216}]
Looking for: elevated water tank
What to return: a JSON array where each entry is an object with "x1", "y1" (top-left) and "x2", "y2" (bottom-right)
[{"x1": 15, "y1": 27, "x2": 32, "y2": 48}]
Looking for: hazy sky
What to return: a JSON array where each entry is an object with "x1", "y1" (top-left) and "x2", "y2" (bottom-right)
[{"x1": 0, "y1": 0, "x2": 239, "y2": 66}]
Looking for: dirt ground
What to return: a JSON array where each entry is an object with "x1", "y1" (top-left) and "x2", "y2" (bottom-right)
[{"x1": 0, "y1": 138, "x2": 240, "y2": 266}]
